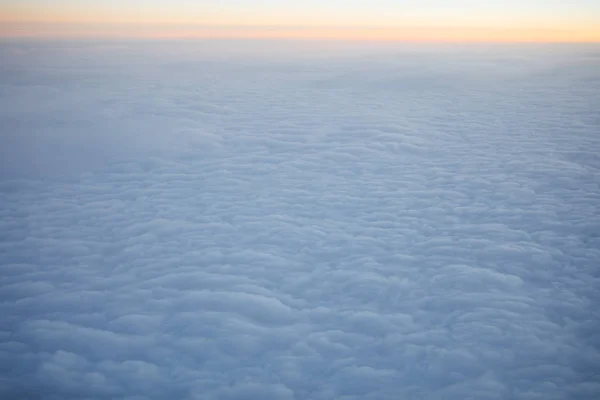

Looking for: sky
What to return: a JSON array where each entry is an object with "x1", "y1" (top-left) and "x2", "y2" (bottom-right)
[{"x1": 0, "y1": 0, "x2": 599, "y2": 42}]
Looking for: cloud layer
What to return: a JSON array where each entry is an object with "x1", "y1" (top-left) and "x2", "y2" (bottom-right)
[{"x1": 1, "y1": 41, "x2": 599, "y2": 399}]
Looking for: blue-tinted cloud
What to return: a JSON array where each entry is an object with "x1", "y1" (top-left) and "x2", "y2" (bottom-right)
[{"x1": 1, "y1": 41, "x2": 599, "y2": 399}]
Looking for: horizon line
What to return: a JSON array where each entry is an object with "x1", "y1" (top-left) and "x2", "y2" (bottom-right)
[
  {"x1": 2, "y1": 36, "x2": 599, "y2": 44},
  {"x1": 2, "y1": 28, "x2": 599, "y2": 44}
]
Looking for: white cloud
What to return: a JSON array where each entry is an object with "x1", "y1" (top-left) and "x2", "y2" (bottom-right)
[{"x1": 1, "y1": 40, "x2": 599, "y2": 399}]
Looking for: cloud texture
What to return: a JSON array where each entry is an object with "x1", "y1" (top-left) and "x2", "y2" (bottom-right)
[{"x1": 1, "y1": 41, "x2": 599, "y2": 399}]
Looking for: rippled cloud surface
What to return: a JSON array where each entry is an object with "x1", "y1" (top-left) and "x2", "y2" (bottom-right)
[{"x1": 1, "y1": 41, "x2": 599, "y2": 399}]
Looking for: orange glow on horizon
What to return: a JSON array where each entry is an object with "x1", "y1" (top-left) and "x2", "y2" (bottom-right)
[
  {"x1": 1, "y1": 22, "x2": 599, "y2": 43},
  {"x1": 1, "y1": 3, "x2": 599, "y2": 43},
  {"x1": 184, "y1": 26, "x2": 600, "y2": 43}
]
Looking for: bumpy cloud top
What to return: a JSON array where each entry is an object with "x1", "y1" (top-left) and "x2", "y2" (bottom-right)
[{"x1": 1, "y1": 41, "x2": 599, "y2": 399}]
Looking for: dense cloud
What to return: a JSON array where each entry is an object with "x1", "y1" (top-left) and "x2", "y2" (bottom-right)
[{"x1": 1, "y1": 40, "x2": 599, "y2": 399}]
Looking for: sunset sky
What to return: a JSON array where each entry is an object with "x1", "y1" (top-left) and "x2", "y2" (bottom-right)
[{"x1": 1, "y1": 0, "x2": 599, "y2": 42}]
